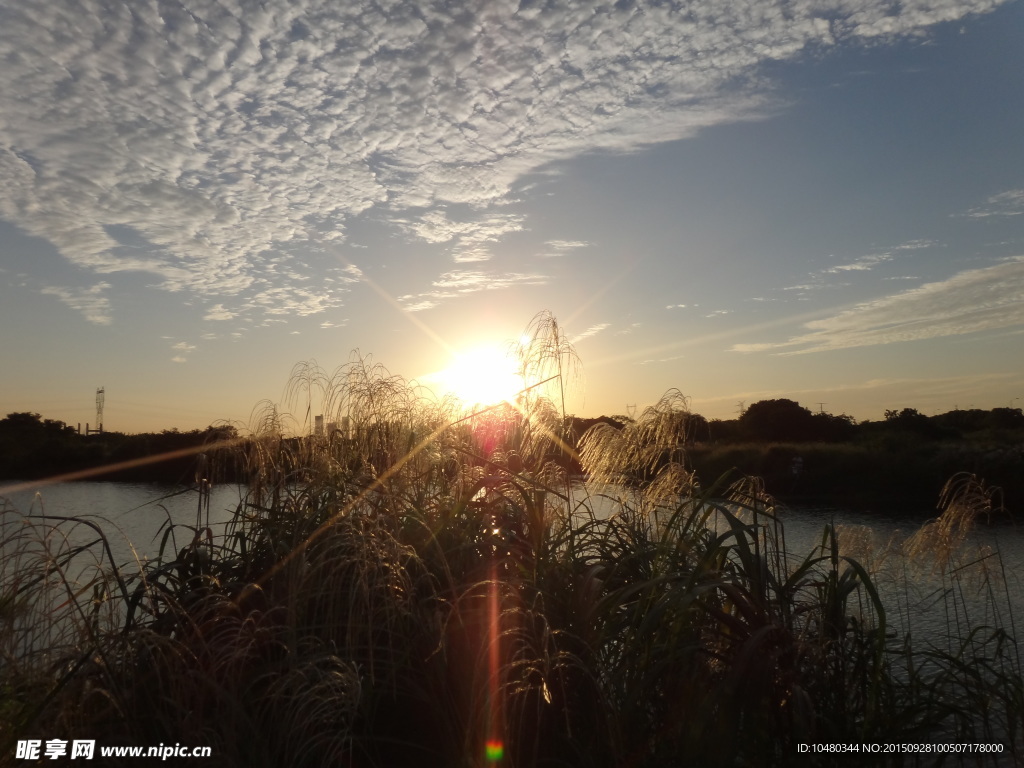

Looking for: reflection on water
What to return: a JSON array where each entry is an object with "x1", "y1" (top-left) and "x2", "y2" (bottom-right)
[
  {"x1": 774, "y1": 504, "x2": 1024, "y2": 651},
  {"x1": 570, "y1": 482, "x2": 1024, "y2": 652},
  {"x1": 0, "y1": 480, "x2": 244, "y2": 568}
]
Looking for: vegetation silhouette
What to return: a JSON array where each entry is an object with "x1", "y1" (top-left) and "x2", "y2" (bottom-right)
[{"x1": 1, "y1": 313, "x2": 1022, "y2": 766}]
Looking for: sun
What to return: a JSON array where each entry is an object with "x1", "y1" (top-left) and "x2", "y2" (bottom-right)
[{"x1": 435, "y1": 343, "x2": 525, "y2": 408}]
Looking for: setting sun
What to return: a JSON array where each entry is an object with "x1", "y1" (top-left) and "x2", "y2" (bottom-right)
[{"x1": 434, "y1": 343, "x2": 525, "y2": 408}]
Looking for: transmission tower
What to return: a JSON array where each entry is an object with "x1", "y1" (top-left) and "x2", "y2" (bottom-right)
[{"x1": 87, "y1": 387, "x2": 105, "y2": 435}]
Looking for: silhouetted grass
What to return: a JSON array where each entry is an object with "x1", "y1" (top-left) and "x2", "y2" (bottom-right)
[{"x1": 2, "y1": 314, "x2": 1021, "y2": 766}]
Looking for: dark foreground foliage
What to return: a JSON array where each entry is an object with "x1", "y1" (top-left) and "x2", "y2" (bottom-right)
[{"x1": 3, "y1": 316, "x2": 1021, "y2": 767}]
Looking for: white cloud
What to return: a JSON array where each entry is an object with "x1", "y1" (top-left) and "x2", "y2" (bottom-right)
[
  {"x1": 403, "y1": 299, "x2": 440, "y2": 313},
  {"x1": 203, "y1": 303, "x2": 236, "y2": 321},
  {"x1": 401, "y1": 269, "x2": 547, "y2": 311},
  {"x1": 821, "y1": 239, "x2": 935, "y2": 275},
  {"x1": 0, "y1": 0, "x2": 1008, "y2": 322},
  {"x1": 170, "y1": 340, "x2": 196, "y2": 363},
  {"x1": 960, "y1": 189, "x2": 1024, "y2": 218},
  {"x1": 539, "y1": 239, "x2": 590, "y2": 258},
  {"x1": 640, "y1": 354, "x2": 686, "y2": 365},
  {"x1": 733, "y1": 257, "x2": 1024, "y2": 354},
  {"x1": 398, "y1": 210, "x2": 524, "y2": 262},
  {"x1": 824, "y1": 252, "x2": 893, "y2": 273},
  {"x1": 570, "y1": 323, "x2": 610, "y2": 343},
  {"x1": 893, "y1": 239, "x2": 937, "y2": 251},
  {"x1": 40, "y1": 282, "x2": 112, "y2": 325}
]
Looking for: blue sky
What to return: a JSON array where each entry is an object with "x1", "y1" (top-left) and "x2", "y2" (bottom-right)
[{"x1": 1, "y1": 0, "x2": 1022, "y2": 432}]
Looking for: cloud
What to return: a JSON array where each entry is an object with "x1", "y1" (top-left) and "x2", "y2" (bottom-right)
[
  {"x1": 400, "y1": 269, "x2": 547, "y2": 311},
  {"x1": 793, "y1": 240, "x2": 938, "y2": 290},
  {"x1": 893, "y1": 239, "x2": 937, "y2": 251},
  {"x1": 539, "y1": 240, "x2": 589, "y2": 258},
  {"x1": 570, "y1": 323, "x2": 610, "y2": 343},
  {"x1": 169, "y1": 339, "x2": 196, "y2": 363},
  {"x1": 203, "y1": 303, "x2": 236, "y2": 321},
  {"x1": 640, "y1": 354, "x2": 686, "y2": 365},
  {"x1": 732, "y1": 257, "x2": 1024, "y2": 354},
  {"x1": 824, "y1": 252, "x2": 893, "y2": 273},
  {"x1": 0, "y1": 0, "x2": 1008, "y2": 322},
  {"x1": 959, "y1": 189, "x2": 1024, "y2": 218},
  {"x1": 397, "y1": 210, "x2": 524, "y2": 263},
  {"x1": 40, "y1": 282, "x2": 112, "y2": 325}
]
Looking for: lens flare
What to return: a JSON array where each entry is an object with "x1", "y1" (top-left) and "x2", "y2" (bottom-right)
[{"x1": 485, "y1": 740, "x2": 504, "y2": 762}]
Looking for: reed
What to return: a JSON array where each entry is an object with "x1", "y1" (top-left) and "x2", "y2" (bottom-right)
[{"x1": 2, "y1": 313, "x2": 1021, "y2": 766}]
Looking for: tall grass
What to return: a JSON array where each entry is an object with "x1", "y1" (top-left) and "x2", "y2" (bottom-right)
[{"x1": 2, "y1": 313, "x2": 1021, "y2": 766}]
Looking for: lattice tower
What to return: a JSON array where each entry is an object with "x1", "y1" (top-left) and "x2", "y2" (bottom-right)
[{"x1": 95, "y1": 387, "x2": 105, "y2": 433}]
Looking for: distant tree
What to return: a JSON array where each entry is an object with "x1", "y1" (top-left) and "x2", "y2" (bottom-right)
[
  {"x1": 987, "y1": 407, "x2": 1024, "y2": 431},
  {"x1": 1, "y1": 411, "x2": 43, "y2": 430},
  {"x1": 740, "y1": 399, "x2": 817, "y2": 442},
  {"x1": 882, "y1": 407, "x2": 946, "y2": 439},
  {"x1": 809, "y1": 411, "x2": 857, "y2": 442},
  {"x1": 203, "y1": 423, "x2": 240, "y2": 443},
  {"x1": 0, "y1": 412, "x2": 75, "y2": 438}
]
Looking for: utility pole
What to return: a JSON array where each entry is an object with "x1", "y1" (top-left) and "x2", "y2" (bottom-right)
[{"x1": 817, "y1": 402, "x2": 827, "y2": 414}]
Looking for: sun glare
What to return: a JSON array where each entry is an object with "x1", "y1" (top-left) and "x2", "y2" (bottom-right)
[{"x1": 436, "y1": 343, "x2": 525, "y2": 408}]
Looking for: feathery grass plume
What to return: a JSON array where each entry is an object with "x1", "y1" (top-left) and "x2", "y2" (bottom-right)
[
  {"x1": 905, "y1": 472, "x2": 996, "y2": 576},
  {"x1": 578, "y1": 388, "x2": 698, "y2": 508},
  {"x1": 513, "y1": 310, "x2": 581, "y2": 419}
]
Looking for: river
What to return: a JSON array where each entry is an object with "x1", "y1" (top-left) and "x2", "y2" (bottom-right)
[{"x1": 3, "y1": 478, "x2": 1022, "y2": 650}]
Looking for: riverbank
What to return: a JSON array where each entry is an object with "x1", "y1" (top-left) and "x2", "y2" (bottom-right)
[{"x1": 688, "y1": 440, "x2": 1024, "y2": 517}]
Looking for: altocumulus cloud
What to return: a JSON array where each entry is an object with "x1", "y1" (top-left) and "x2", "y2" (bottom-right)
[
  {"x1": 732, "y1": 257, "x2": 1024, "y2": 354},
  {"x1": 40, "y1": 282, "x2": 113, "y2": 325},
  {"x1": 0, "y1": 0, "x2": 1010, "y2": 321}
]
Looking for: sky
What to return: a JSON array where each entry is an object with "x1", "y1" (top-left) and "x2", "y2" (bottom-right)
[{"x1": 1, "y1": 0, "x2": 1022, "y2": 433}]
